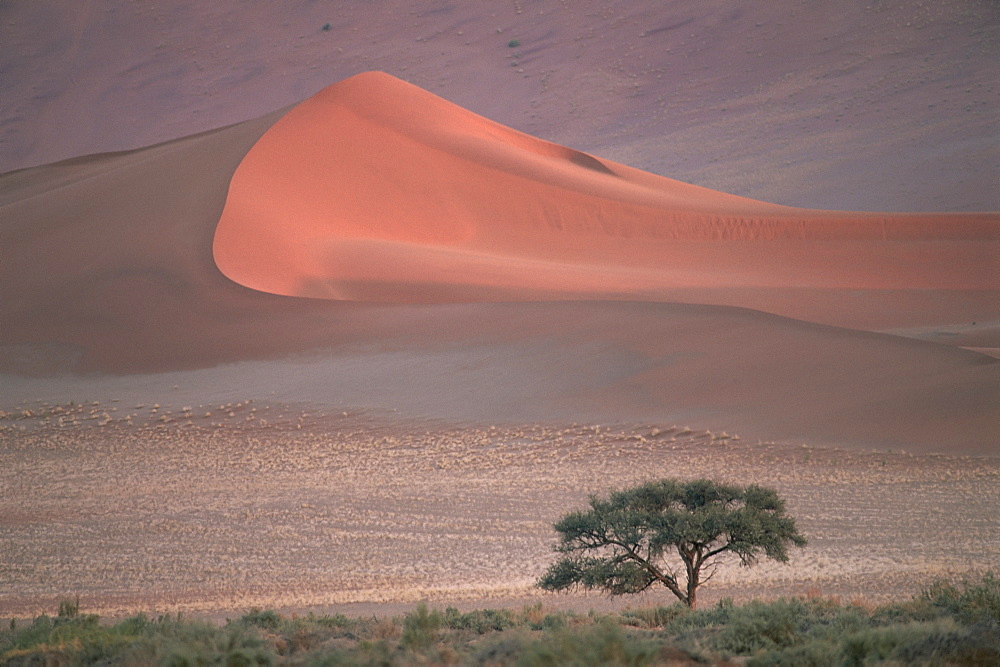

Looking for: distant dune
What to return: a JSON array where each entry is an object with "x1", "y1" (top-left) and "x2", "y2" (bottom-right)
[
  {"x1": 215, "y1": 72, "x2": 999, "y2": 313},
  {"x1": 2, "y1": 1, "x2": 998, "y2": 212},
  {"x1": 2, "y1": 71, "x2": 998, "y2": 454}
]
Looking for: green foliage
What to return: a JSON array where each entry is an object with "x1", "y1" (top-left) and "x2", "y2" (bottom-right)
[
  {"x1": 507, "y1": 38, "x2": 521, "y2": 48},
  {"x1": 401, "y1": 602, "x2": 442, "y2": 650},
  {"x1": 840, "y1": 620, "x2": 964, "y2": 665},
  {"x1": 3, "y1": 575, "x2": 997, "y2": 664},
  {"x1": 538, "y1": 478, "x2": 807, "y2": 607},
  {"x1": 713, "y1": 599, "x2": 800, "y2": 654},
  {"x1": 747, "y1": 640, "x2": 841, "y2": 666},
  {"x1": 919, "y1": 571, "x2": 1000, "y2": 624},
  {"x1": 747, "y1": 583, "x2": 1000, "y2": 665},
  {"x1": 619, "y1": 605, "x2": 686, "y2": 628},
  {"x1": 238, "y1": 607, "x2": 282, "y2": 631},
  {"x1": 57, "y1": 595, "x2": 80, "y2": 619},
  {"x1": 0, "y1": 607, "x2": 275, "y2": 666},
  {"x1": 515, "y1": 618, "x2": 662, "y2": 666},
  {"x1": 0, "y1": 612, "x2": 118, "y2": 664},
  {"x1": 870, "y1": 571, "x2": 1000, "y2": 628},
  {"x1": 444, "y1": 606, "x2": 516, "y2": 634},
  {"x1": 891, "y1": 620, "x2": 1000, "y2": 664}
]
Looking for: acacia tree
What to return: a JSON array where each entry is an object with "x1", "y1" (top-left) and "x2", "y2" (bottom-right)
[{"x1": 537, "y1": 478, "x2": 807, "y2": 608}]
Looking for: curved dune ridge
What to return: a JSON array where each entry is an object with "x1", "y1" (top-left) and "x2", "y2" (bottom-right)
[
  {"x1": 3, "y1": 71, "x2": 999, "y2": 453},
  {"x1": 213, "y1": 71, "x2": 999, "y2": 302}
]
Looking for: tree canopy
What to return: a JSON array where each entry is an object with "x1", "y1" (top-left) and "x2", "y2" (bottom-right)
[{"x1": 537, "y1": 478, "x2": 807, "y2": 608}]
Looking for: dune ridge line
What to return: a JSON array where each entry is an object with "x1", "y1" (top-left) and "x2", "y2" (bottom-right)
[{"x1": 212, "y1": 71, "x2": 999, "y2": 302}]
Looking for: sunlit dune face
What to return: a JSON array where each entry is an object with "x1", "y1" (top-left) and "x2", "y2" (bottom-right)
[{"x1": 213, "y1": 71, "x2": 999, "y2": 302}]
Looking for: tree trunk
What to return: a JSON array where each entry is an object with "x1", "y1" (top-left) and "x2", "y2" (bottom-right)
[{"x1": 687, "y1": 568, "x2": 699, "y2": 609}]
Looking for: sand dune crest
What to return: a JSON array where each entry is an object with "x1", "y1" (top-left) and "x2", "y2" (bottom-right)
[
  {"x1": 213, "y1": 71, "x2": 998, "y2": 305},
  {"x1": 2, "y1": 72, "x2": 998, "y2": 453}
]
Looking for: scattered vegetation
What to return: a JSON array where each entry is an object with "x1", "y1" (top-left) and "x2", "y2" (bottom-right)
[
  {"x1": 507, "y1": 38, "x2": 521, "y2": 48},
  {"x1": 538, "y1": 478, "x2": 807, "y2": 608},
  {"x1": 2, "y1": 574, "x2": 997, "y2": 665}
]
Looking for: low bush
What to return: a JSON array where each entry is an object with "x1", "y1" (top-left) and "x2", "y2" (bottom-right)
[
  {"x1": 516, "y1": 618, "x2": 662, "y2": 666},
  {"x1": 619, "y1": 605, "x2": 686, "y2": 628},
  {"x1": 400, "y1": 602, "x2": 442, "y2": 650},
  {"x1": 445, "y1": 606, "x2": 516, "y2": 634},
  {"x1": 3, "y1": 573, "x2": 997, "y2": 665},
  {"x1": 712, "y1": 598, "x2": 801, "y2": 654}
]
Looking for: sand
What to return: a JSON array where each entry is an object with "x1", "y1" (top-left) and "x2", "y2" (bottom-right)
[
  {"x1": 216, "y1": 73, "x2": 998, "y2": 316},
  {"x1": 3, "y1": 2, "x2": 999, "y2": 213},
  {"x1": 1, "y1": 3, "x2": 998, "y2": 621},
  {"x1": 1, "y1": 414, "x2": 997, "y2": 619},
  {"x1": 2, "y1": 71, "x2": 997, "y2": 453}
]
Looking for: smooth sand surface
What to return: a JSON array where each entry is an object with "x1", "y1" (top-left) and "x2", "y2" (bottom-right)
[
  {"x1": 2, "y1": 72, "x2": 998, "y2": 455},
  {"x1": 216, "y1": 72, "x2": 998, "y2": 310},
  {"x1": 2, "y1": 416, "x2": 997, "y2": 618}
]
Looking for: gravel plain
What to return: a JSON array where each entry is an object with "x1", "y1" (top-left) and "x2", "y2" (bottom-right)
[{"x1": 2, "y1": 402, "x2": 997, "y2": 620}]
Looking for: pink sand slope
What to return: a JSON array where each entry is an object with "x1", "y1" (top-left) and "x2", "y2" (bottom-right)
[{"x1": 214, "y1": 73, "x2": 998, "y2": 310}]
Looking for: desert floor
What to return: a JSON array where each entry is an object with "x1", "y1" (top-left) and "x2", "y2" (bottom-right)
[
  {"x1": 2, "y1": 405, "x2": 997, "y2": 621},
  {"x1": 2, "y1": 0, "x2": 998, "y2": 633}
]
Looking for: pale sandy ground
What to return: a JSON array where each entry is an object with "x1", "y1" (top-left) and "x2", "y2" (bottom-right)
[
  {"x1": 1, "y1": 410, "x2": 997, "y2": 621},
  {"x1": 3, "y1": 74, "x2": 997, "y2": 454}
]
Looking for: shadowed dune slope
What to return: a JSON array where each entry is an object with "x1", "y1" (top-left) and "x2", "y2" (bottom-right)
[
  {"x1": 214, "y1": 72, "x2": 999, "y2": 323},
  {"x1": 2, "y1": 73, "x2": 999, "y2": 453}
]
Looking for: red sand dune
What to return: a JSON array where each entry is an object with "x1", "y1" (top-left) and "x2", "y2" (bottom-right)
[
  {"x1": 2, "y1": 72, "x2": 998, "y2": 454},
  {"x1": 215, "y1": 72, "x2": 998, "y2": 321}
]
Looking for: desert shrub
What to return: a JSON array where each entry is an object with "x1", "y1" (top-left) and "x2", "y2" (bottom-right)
[
  {"x1": 620, "y1": 605, "x2": 686, "y2": 628},
  {"x1": 1, "y1": 613, "x2": 55, "y2": 653},
  {"x1": 444, "y1": 606, "x2": 516, "y2": 634},
  {"x1": 5, "y1": 574, "x2": 999, "y2": 664},
  {"x1": 115, "y1": 612, "x2": 154, "y2": 636},
  {"x1": 753, "y1": 618, "x2": 1000, "y2": 665},
  {"x1": 751, "y1": 618, "x2": 998, "y2": 666},
  {"x1": 539, "y1": 612, "x2": 572, "y2": 632},
  {"x1": 238, "y1": 607, "x2": 282, "y2": 631},
  {"x1": 839, "y1": 620, "x2": 958, "y2": 665},
  {"x1": 891, "y1": 619, "x2": 1000, "y2": 664},
  {"x1": 57, "y1": 596, "x2": 80, "y2": 619},
  {"x1": 401, "y1": 602, "x2": 443, "y2": 650},
  {"x1": 125, "y1": 619, "x2": 274, "y2": 665},
  {"x1": 262, "y1": 612, "x2": 359, "y2": 656},
  {"x1": 869, "y1": 571, "x2": 1000, "y2": 628},
  {"x1": 473, "y1": 630, "x2": 533, "y2": 664},
  {"x1": 516, "y1": 603, "x2": 577, "y2": 631},
  {"x1": 516, "y1": 618, "x2": 660, "y2": 666},
  {"x1": 921, "y1": 571, "x2": 1000, "y2": 625},
  {"x1": 748, "y1": 639, "x2": 841, "y2": 666},
  {"x1": 656, "y1": 598, "x2": 724, "y2": 634},
  {"x1": 0, "y1": 611, "x2": 126, "y2": 665},
  {"x1": 309, "y1": 613, "x2": 353, "y2": 630},
  {"x1": 662, "y1": 596, "x2": 873, "y2": 658},
  {"x1": 825, "y1": 605, "x2": 870, "y2": 637},
  {"x1": 711, "y1": 599, "x2": 801, "y2": 654},
  {"x1": 869, "y1": 596, "x2": 941, "y2": 625},
  {"x1": 354, "y1": 638, "x2": 395, "y2": 664}
]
